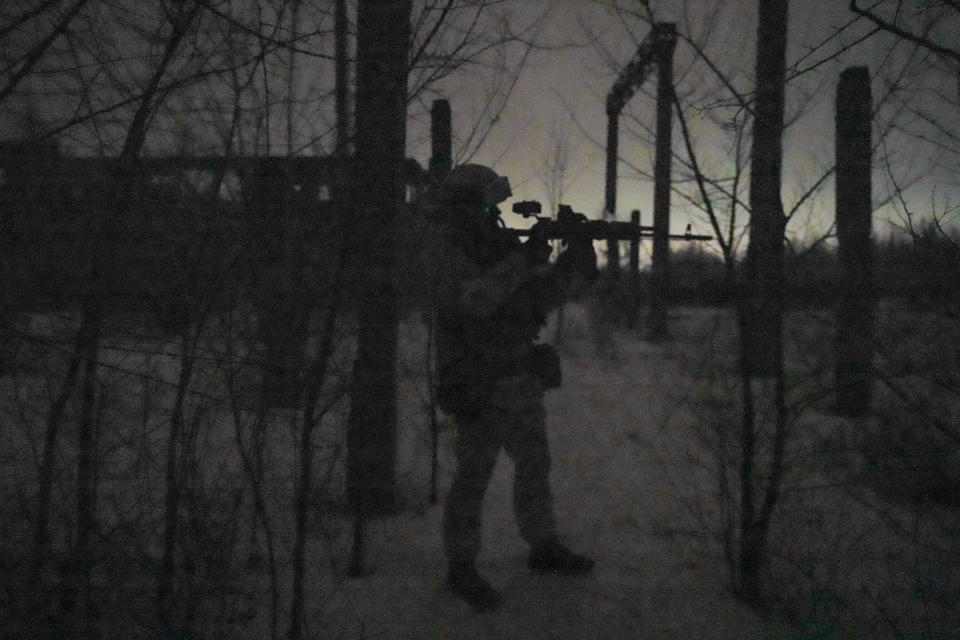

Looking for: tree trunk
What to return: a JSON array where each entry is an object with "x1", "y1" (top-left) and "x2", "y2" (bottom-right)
[
  {"x1": 289, "y1": 191, "x2": 351, "y2": 640},
  {"x1": 288, "y1": 4, "x2": 355, "y2": 635},
  {"x1": 738, "y1": 0, "x2": 789, "y2": 604},
  {"x1": 345, "y1": 0, "x2": 412, "y2": 518},
  {"x1": 158, "y1": 335, "x2": 197, "y2": 629},
  {"x1": 69, "y1": 294, "x2": 102, "y2": 623},
  {"x1": 743, "y1": 0, "x2": 789, "y2": 378},
  {"x1": 31, "y1": 315, "x2": 87, "y2": 588}
]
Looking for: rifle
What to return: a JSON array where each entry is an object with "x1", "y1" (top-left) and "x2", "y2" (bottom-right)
[{"x1": 508, "y1": 201, "x2": 712, "y2": 242}]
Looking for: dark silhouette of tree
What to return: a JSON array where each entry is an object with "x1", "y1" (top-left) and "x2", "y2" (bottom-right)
[
  {"x1": 742, "y1": 0, "x2": 788, "y2": 378},
  {"x1": 737, "y1": 0, "x2": 789, "y2": 606}
]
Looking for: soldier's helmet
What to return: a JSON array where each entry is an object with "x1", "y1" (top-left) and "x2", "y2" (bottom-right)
[{"x1": 444, "y1": 164, "x2": 512, "y2": 207}]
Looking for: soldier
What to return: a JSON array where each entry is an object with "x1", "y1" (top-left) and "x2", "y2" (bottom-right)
[{"x1": 432, "y1": 164, "x2": 596, "y2": 612}]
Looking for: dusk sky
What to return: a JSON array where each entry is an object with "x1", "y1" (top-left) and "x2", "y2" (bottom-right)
[
  {"x1": 411, "y1": 0, "x2": 955, "y2": 256},
  {"x1": 2, "y1": 1, "x2": 953, "y2": 257}
]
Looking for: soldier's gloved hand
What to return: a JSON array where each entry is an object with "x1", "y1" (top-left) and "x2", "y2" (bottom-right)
[
  {"x1": 528, "y1": 343, "x2": 562, "y2": 388},
  {"x1": 524, "y1": 222, "x2": 552, "y2": 265},
  {"x1": 556, "y1": 237, "x2": 598, "y2": 280}
]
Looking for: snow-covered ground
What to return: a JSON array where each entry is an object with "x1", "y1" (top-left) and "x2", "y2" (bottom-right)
[
  {"x1": 6, "y1": 302, "x2": 958, "y2": 638},
  {"x1": 295, "y1": 305, "x2": 796, "y2": 639}
]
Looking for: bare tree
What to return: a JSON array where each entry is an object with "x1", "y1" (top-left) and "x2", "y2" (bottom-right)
[
  {"x1": 580, "y1": 0, "x2": 921, "y2": 612},
  {"x1": 849, "y1": 1, "x2": 959, "y2": 209},
  {"x1": 537, "y1": 116, "x2": 582, "y2": 216},
  {"x1": 4, "y1": 2, "x2": 296, "y2": 634},
  {"x1": 407, "y1": 1, "x2": 547, "y2": 164},
  {"x1": 0, "y1": 0, "x2": 90, "y2": 106},
  {"x1": 536, "y1": 118, "x2": 576, "y2": 345}
]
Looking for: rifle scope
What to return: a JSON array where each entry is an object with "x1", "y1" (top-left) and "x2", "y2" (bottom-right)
[{"x1": 512, "y1": 200, "x2": 542, "y2": 217}]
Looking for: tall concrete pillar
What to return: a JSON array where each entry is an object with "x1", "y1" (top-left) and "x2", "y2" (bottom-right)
[
  {"x1": 646, "y1": 23, "x2": 676, "y2": 342},
  {"x1": 628, "y1": 209, "x2": 642, "y2": 327},
  {"x1": 604, "y1": 114, "x2": 621, "y2": 274},
  {"x1": 430, "y1": 99, "x2": 452, "y2": 180},
  {"x1": 834, "y1": 66, "x2": 874, "y2": 416}
]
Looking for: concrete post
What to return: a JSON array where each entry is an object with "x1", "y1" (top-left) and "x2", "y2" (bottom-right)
[
  {"x1": 430, "y1": 99, "x2": 452, "y2": 180},
  {"x1": 646, "y1": 23, "x2": 676, "y2": 342},
  {"x1": 604, "y1": 114, "x2": 621, "y2": 274},
  {"x1": 629, "y1": 209, "x2": 642, "y2": 327},
  {"x1": 834, "y1": 66, "x2": 874, "y2": 416}
]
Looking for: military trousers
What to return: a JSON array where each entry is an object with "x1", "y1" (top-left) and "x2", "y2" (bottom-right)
[{"x1": 443, "y1": 373, "x2": 556, "y2": 563}]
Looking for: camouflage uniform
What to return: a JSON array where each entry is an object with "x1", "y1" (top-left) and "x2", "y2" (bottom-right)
[
  {"x1": 430, "y1": 165, "x2": 594, "y2": 611},
  {"x1": 434, "y1": 194, "x2": 567, "y2": 565},
  {"x1": 443, "y1": 372, "x2": 553, "y2": 561}
]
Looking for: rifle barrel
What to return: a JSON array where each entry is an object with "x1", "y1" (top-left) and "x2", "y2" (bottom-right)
[{"x1": 507, "y1": 223, "x2": 711, "y2": 242}]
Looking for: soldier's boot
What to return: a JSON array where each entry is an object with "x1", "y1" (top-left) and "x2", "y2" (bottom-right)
[
  {"x1": 528, "y1": 535, "x2": 594, "y2": 575},
  {"x1": 447, "y1": 559, "x2": 503, "y2": 612}
]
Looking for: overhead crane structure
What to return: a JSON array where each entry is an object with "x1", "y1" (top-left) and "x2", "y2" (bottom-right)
[{"x1": 604, "y1": 22, "x2": 678, "y2": 341}]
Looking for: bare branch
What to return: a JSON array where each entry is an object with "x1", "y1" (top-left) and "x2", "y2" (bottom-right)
[
  {"x1": 0, "y1": 0, "x2": 90, "y2": 105},
  {"x1": 850, "y1": 0, "x2": 960, "y2": 63},
  {"x1": 195, "y1": 0, "x2": 334, "y2": 60},
  {"x1": 0, "y1": 0, "x2": 66, "y2": 40},
  {"x1": 672, "y1": 89, "x2": 732, "y2": 262},
  {"x1": 409, "y1": 0, "x2": 456, "y2": 70}
]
